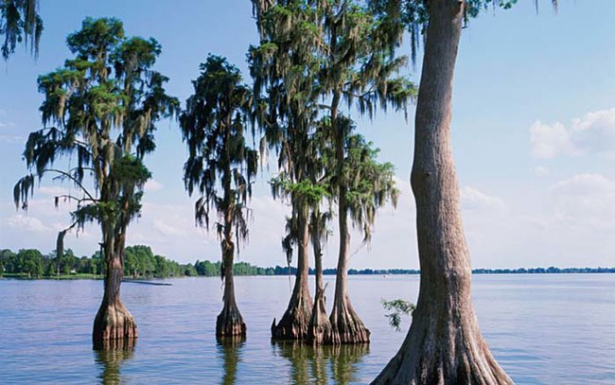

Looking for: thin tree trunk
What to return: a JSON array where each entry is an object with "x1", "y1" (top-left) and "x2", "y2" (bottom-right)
[
  {"x1": 272, "y1": 205, "x2": 313, "y2": 340},
  {"x1": 308, "y1": 212, "x2": 332, "y2": 344},
  {"x1": 93, "y1": 225, "x2": 137, "y2": 349},
  {"x1": 329, "y1": 92, "x2": 370, "y2": 345},
  {"x1": 216, "y1": 232, "x2": 246, "y2": 337},
  {"x1": 373, "y1": 1, "x2": 511, "y2": 383}
]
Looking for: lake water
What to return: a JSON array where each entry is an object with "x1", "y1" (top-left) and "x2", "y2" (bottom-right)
[{"x1": 0, "y1": 274, "x2": 614, "y2": 384}]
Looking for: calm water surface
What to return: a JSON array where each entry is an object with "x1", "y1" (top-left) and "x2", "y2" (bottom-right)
[{"x1": 0, "y1": 274, "x2": 614, "y2": 384}]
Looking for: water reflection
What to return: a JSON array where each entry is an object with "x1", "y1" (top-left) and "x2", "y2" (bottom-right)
[
  {"x1": 217, "y1": 336, "x2": 246, "y2": 385},
  {"x1": 272, "y1": 342, "x2": 369, "y2": 384},
  {"x1": 94, "y1": 341, "x2": 135, "y2": 385}
]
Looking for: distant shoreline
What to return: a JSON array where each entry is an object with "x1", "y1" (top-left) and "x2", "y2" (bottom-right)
[{"x1": 2, "y1": 266, "x2": 615, "y2": 281}]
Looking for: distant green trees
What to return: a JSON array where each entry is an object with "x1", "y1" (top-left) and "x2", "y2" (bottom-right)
[
  {"x1": 0, "y1": 246, "x2": 184, "y2": 279},
  {"x1": 124, "y1": 246, "x2": 184, "y2": 278},
  {"x1": 194, "y1": 260, "x2": 275, "y2": 277}
]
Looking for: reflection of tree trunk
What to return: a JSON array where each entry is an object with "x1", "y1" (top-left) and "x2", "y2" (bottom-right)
[
  {"x1": 373, "y1": 1, "x2": 511, "y2": 383},
  {"x1": 273, "y1": 341, "x2": 312, "y2": 384},
  {"x1": 310, "y1": 344, "x2": 328, "y2": 385},
  {"x1": 330, "y1": 344, "x2": 369, "y2": 385},
  {"x1": 94, "y1": 339, "x2": 135, "y2": 384},
  {"x1": 273, "y1": 341, "x2": 369, "y2": 384},
  {"x1": 308, "y1": 212, "x2": 332, "y2": 344},
  {"x1": 272, "y1": 205, "x2": 313, "y2": 340},
  {"x1": 217, "y1": 336, "x2": 245, "y2": 385},
  {"x1": 93, "y1": 222, "x2": 137, "y2": 349}
]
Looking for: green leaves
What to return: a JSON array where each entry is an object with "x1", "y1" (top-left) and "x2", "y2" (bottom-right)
[
  {"x1": 382, "y1": 298, "x2": 415, "y2": 331},
  {"x1": 181, "y1": 55, "x2": 258, "y2": 246},
  {"x1": 15, "y1": 17, "x2": 175, "y2": 261},
  {"x1": 67, "y1": 17, "x2": 124, "y2": 60}
]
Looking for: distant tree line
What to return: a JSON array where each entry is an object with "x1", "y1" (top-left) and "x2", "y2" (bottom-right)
[
  {"x1": 2, "y1": 246, "x2": 613, "y2": 279},
  {"x1": 0, "y1": 246, "x2": 193, "y2": 279}
]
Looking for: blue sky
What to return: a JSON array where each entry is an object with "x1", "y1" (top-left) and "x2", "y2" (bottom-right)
[{"x1": 1, "y1": 0, "x2": 615, "y2": 269}]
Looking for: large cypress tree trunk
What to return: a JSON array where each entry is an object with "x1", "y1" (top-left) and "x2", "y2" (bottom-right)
[
  {"x1": 216, "y1": 235, "x2": 246, "y2": 337},
  {"x1": 372, "y1": 1, "x2": 511, "y2": 383},
  {"x1": 308, "y1": 213, "x2": 332, "y2": 344},
  {"x1": 272, "y1": 205, "x2": 313, "y2": 340},
  {"x1": 93, "y1": 229, "x2": 137, "y2": 349}
]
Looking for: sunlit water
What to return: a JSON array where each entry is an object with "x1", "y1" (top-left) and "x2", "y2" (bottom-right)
[{"x1": 0, "y1": 274, "x2": 614, "y2": 384}]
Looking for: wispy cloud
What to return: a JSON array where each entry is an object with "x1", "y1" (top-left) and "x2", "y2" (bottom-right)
[{"x1": 530, "y1": 108, "x2": 615, "y2": 159}]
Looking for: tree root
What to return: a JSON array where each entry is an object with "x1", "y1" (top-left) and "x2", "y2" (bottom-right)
[
  {"x1": 308, "y1": 286, "x2": 332, "y2": 344},
  {"x1": 93, "y1": 301, "x2": 137, "y2": 349},
  {"x1": 216, "y1": 302, "x2": 247, "y2": 337},
  {"x1": 329, "y1": 299, "x2": 370, "y2": 344},
  {"x1": 272, "y1": 293, "x2": 313, "y2": 340},
  {"x1": 371, "y1": 307, "x2": 512, "y2": 385}
]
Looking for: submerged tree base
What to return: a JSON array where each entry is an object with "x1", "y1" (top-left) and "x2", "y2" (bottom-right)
[
  {"x1": 216, "y1": 304, "x2": 247, "y2": 337},
  {"x1": 308, "y1": 289, "x2": 332, "y2": 344},
  {"x1": 329, "y1": 301, "x2": 370, "y2": 344},
  {"x1": 93, "y1": 301, "x2": 138, "y2": 350},
  {"x1": 372, "y1": 306, "x2": 512, "y2": 385},
  {"x1": 271, "y1": 293, "x2": 313, "y2": 341}
]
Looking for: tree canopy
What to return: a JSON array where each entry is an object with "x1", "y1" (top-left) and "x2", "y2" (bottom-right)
[
  {"x1": 14, "y1": 17, "x2": 178, "y2": 258},
  {"x1": 181, "y1": 54, "x2": 258, "y2": 246}
]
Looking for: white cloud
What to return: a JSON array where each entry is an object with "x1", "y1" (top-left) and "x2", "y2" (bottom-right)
[
  {"x1": 145, "y1": 179, "x2": 164, "y2": 192},
  {"x1": 152, "y1": 219, "x2": 181, "y2": 236},
  {"x1": 461, "y1": 186, "x2": 507, "y2": 212},
  {"x1": 533, "y1": 166, "x2": 550, "y2": 177},
  {"x1": 4, "y1": 214, "x2": 50, "y2": 232},
  {"x1": 530, "y1": 108, "x2": 615, "y2": 159},
  {"x1": 549, "y1": 174, "x2": 615, "y2": 230},
  {"x1": 530, "y1": 121, "x2": 576, "y2": 159}
]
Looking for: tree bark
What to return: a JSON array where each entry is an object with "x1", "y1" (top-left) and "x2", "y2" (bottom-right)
[
  {"x1": 272, "y1": 205, "x2": 313, "y2": 340},
  {"x1": 308, "y1": 214, "x2": 332, "y2": 344},
  {"x1": 93, "y1": 247, "x2": 137, "y2": 349},
  {"x1": 328, "y1": 196, "x2": 370, "y2": 344},
  {"x1": 216, "y1": 236, "x2": 246, "y2": 337},
  {"x1": 93, "y1": 224, "x2": 137, "y2": 349},
  {"x1": 372, "y1": 1, "x2": 512, "y2": 383}
]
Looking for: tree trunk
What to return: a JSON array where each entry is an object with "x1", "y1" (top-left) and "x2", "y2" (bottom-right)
[
  {"x1": 372, "y1": 1, "x2": 511, "y2": 383},
  {"x1": 93, "y1": 232, "x2": 137, "y2": 349},
  {"x1": 308, "y1": 213, "x2": 332, "y2": 344},
  {"x1": 329, "y1": 197, "x2": 370, "y2": 344},
  {"x1": 328, "y1": 88, "x2": 370, "y2": 345},
  {"x1": 272, "y1": 206, "x2": 313, "y2": 340},
  {"x1": 216, "y1": 237, "x2": 246, "y2": 337}
]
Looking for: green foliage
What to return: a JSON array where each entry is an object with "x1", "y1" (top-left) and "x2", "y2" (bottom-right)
[
  {"x1": 181, "y1": 55, "x2": 258, "y2": 246},
  {"x1": 342, "y1": 130, "x2": 399, "y2": 243},
  {"x1": 14, "y1": 17, "x2": 178, "y2": 264},
  {"x1": 0, "y1": 246, "x2": 185, "y2": 279},
  {"x1": 124, "y1": 245, "x2": 183, "y2": 278},
  {"x1": 0, "y1": 0, "x2": 43, "y2": 59},
  {"x1": 382, "y1": 298, "x2": 415, "y2": 331},
  {"x1": 251, "y1": 0, "x2": 412, "y2": 266}
]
